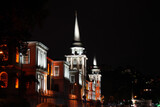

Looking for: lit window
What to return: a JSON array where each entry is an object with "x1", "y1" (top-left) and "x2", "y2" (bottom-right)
[
  {"x1": 0, "y1": 44, "x2": 8, "y2": 61},
  {"x1": 48, "y1": 64, "x2": 50, "y2": 75},
  {"x1": 70, "y1": 75, "x2": 75, "y2": 83},
  {"x1": 54, "y1": 66, "x2": 59, "y2": 76},
  {"x1": 38, "y1": 74, "x2": 41, "y2": 91},
  {"x1": 16, "y1": 47, "x2": 19, "y2": 63},
  {"x1": 73, "y1": 59, "x2": 77, "y2": 70},
  {"x1": 0, "y1": 72, "x2": 8, "y2": 88},
  {"x1": 15, "y1": 78, "x2": 19, "y2": 88},
  {"x1": 22, "y1": 49, "x2": 30, "y2": 64},
  {"x1": 51, "y1": 63, "x2": 53, "y2": 76}
]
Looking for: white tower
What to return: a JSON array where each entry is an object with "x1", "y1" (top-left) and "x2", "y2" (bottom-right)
[
  {"x1": 88, "y1": 56, "x2": 102, "y2": 100},
  {"x1": 65, "y1": 12, "x2": 88, "y2": 97}
]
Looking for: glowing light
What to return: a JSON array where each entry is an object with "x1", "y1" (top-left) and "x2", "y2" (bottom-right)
[
  {"x1": 15, "y1": 78, "x2": 19, "y2": 88},
  {"x1": 51, "y1": 64, "x2": 53, "y2": 76},
  {"x1": 48, "y1": 64, "x2": 49, "y2": 75},
  {"x1": 69, "y1": 94, "x2": 77, "y2": 99},
  {"x1": 16, "y1": 48, "x2": 19, "y2": 63},
  {"x1": 0, "y1": 51, "x2": 3, "y2": 54},
  {"x1": 134, "y1": 95, "x2": 137, "y2": 98},
  {"x1": 74, "y1": 13, "x2": 80, "y2": 41}
]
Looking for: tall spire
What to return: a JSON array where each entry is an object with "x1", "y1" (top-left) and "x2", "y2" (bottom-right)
[
  {"x1": 93, "y1": 56, "x2": 97, "y2": 66},
  {"x1": 71, "y1": 11, "x2": 84, "y2": 55},
  {"x1": 74, "y1": 11, "x2": 80, "y2": 42}
]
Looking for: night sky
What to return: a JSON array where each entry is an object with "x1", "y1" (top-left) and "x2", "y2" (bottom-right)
[{"x1": 31, "y1": 0, "x2": 157, "y2": 75}]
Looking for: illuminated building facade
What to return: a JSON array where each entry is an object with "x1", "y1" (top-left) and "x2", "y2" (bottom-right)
[
  {"x1": 0, "y1": 39, "x2": 21, "y2": 96},
  {"x1": 0, "y1": 12, "x2": 103, "y2": 106},
  {"x1": 65, "y1": 13, "x2": 88, "y2": 99},
  {"x1": 21, "y1": 41, "x2": 48, "y2": 94},
  {"x1": 88, "y1": 57, "x2": 102, "y2": 101}
]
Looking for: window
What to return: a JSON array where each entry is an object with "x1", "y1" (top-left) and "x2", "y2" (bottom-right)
[
  {"x1": 16, "y1": 47, "x2": 19, "y2": 63},
  {"x1": 47, "y1": 64, "x2": 50, "y2": 75},
  {"x1": 54, "y1": 66, "x2": 59, "y2": 76},
  {"x1": 15, "y1": 78, "x2": 19, "y2": 88},
  {"x1": 0, "y1": 72, "x2": 8, "y2": 88},
  {"x1": 73, "y1": 59, "x2": 77, "y2": 65},
  {"x1": 51, "y1": 63, "x2": 53, "y2": 76},
  {"x1": 70, "y1": 75, "x2": 75, "y2": 83},
  {"x1": 22, "y1": 49, "x2": 30, "y2": 64},
  {"x1": 79, "y1": 74, "x2": 82, "y2": 85},
  {"x1": 37, "y1": 74, "x2": 41, "y2": 91},
  {"x1": 0, "y1": 44, "x2": 8, "y2": 61},
  {"x1": 37, "y1": 48, "x2": 47, "y2": 69}
]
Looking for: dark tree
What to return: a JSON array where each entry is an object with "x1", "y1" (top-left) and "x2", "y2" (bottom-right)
[{"x1": 0, "y1": 0, "x2": 49, "y2": 41}]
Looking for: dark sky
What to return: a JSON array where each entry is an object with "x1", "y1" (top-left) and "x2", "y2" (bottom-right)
[{"x1": 31, "y1": 0, "x2": 156, "y2": 74}]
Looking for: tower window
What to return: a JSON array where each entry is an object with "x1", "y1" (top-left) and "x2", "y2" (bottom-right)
[
  {"x1": 70, "y1": 75, "x2": 75, "y2": 83},
  {"x1": 54, "y1": 66, "x2": 59, "y2": 76},
  {"x1": 73, "y1": 59, "x2": 77, "y2": 64}
]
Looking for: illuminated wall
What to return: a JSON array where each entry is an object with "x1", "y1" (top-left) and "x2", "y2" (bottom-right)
[
  {"x1": 37, "y1": 73, "x2": 47, "y2": 93},
  {"x1": 64, "y1": 63, "x2": 70, "y2": 79},
  {"x1": 0, "y1": 72, "x2": 8, "y2": 88},
  {"x1": 37, "y1": 46, "x2": 47, "y2": 69}
]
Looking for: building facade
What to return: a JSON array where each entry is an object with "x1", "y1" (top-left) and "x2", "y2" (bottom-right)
[{"x1": 21, "y1": 41, "x2": 48, "y2": 94}]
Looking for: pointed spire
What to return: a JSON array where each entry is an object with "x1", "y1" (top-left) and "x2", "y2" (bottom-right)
[
  {"x1": 93, "y1": 56, "x2": 97, "y2": 66},
  {"x1": 74, "y1": 11, "x2": 80, "y2": 41}
]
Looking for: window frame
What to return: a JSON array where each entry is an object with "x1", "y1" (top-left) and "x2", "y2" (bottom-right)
[
  {"x1": 70, "y1": 75, "x2": 75, "y2": 83},
  {"x1": 54, "y1": 66, "x2": 59, "y2": 76}
]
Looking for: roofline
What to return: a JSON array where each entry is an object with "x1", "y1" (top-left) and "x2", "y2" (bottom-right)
[{"x1": 27, "y1": 41, "x2": 49, "y2": 50}]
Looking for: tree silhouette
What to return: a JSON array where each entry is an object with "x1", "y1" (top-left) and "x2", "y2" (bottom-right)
[{"x1": 0, "y1": 0, "x2": 49, "y2": 41}]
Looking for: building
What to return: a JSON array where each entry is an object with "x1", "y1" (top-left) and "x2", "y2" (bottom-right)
[
  {"x1": 88, "y1": 57, "x2": 102, "y2": 101},
  {"x1": 0, "y1": 40, "x2": 49, "y2": 106},
  {"x1": 52, "y1": 61, "x2": 70, "y2": 95},
  {"x1": 0, "y1": 39, "x2": 20, "y2": 96},
  {"x1": 65, "y1": 13, "x2": 88, "y2": 100},
  {"x1": 22, "y1": 41, "x2": 48, "y2": 95}
]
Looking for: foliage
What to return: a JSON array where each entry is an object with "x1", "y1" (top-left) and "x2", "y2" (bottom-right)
[{"x1": 0, "y1": 0, "x2": 49, "y2": 41}]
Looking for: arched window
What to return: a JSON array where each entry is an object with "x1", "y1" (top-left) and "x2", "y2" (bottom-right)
[{"x1": 0, "y1": 72, "x2": 8, "y2": 88}]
